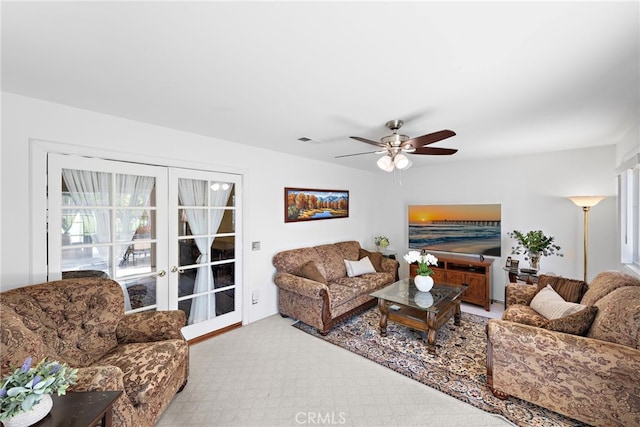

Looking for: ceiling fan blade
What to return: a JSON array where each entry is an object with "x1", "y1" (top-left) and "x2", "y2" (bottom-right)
[
  {"x1": 350, "y1": 136, "x2": 385, "y2": 147},
  {"x1": 406, "y1": 130, "x2": 456, "y2": 148},
  {"x1": 412, "y1": 146, "x2": 458, "y2": 156},
  {"x1": 335, "y1": 151, "x2": 380, "y2": 158}
]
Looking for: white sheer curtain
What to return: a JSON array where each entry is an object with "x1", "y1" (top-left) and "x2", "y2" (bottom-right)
[
  {"x1": 178, "y1": 179, "x2": 232, "y2": 324},
  {"x1": 62, "y1": 169, "x2": 132, "y2": 308},
  {"x1": 117, "y1": 174, "x2": 155, "y2": 263}
]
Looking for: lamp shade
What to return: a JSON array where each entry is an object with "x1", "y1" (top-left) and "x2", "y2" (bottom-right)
[
  {"x1": 377, "y1": 155, "x2": 394, "y2": 172},
  {"x1": 394, "y1": 153, "x2": 411, "y2": 170},
  {"x1": 568, "y1": 196, "x2": 606, "y2": 208}
]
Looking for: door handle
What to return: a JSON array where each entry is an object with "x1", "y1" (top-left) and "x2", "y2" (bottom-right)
[
  {"x1": 153, "y1": 270, "x2": 167, "y2": 278},
  {"x1": 170, "y1": 266, "x2": 185, "y2": 274}
]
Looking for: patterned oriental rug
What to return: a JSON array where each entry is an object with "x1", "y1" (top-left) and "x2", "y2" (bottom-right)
[{"x1": 293, "y1": 309, "x2": 587, "y2": 427}]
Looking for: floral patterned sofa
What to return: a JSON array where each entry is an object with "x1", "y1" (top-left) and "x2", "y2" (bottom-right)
[
  {"x1": 273, "y1": 240, "x2": 399, "y2": 334},
  {"x1": 0, "y1": 277, "x2": 189, "y2": 427},
  {"x1": 487, "y1": 271, "x2": 640, "y2": 426}
]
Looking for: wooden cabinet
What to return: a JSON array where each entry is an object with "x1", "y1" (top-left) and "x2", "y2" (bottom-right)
[{"x1": 410, "y1": 254, "x2": 493, "y2": 311}]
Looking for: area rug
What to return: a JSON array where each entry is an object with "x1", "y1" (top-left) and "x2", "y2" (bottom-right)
[{"x1": 293, "y1": 309, "x2": 587, "y2": 427}]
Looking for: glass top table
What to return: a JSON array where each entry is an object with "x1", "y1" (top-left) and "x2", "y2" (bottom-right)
[
  {"x1": 370, "y1": 278, "x2": 467, "y2": 312},
  {"x1": 370, "y1": 278, "x2": 468, "y2": 353}
]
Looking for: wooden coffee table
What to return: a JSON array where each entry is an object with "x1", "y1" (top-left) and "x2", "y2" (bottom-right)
[
  {"x1": 33, "y1": 390, "x2": 122, "y2": 427},
  {"x1": 370, "y1": 278, "x2": 467, "y2": 354}
]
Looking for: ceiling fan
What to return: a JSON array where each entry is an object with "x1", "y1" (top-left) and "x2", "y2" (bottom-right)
[{"x1": 336, "y1": 119, "x2": 457, "y2": 172}]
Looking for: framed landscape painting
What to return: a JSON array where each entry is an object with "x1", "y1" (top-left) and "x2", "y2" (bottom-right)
[{"x1": 285, "y1": 188, "x2": 349, "y2": 223}]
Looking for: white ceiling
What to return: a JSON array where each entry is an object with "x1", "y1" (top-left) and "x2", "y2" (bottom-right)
[{"x1": 2, "y1": 1, "x2": 639, "y2": 171}]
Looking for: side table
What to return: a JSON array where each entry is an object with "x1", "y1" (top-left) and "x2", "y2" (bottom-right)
[
  {"x1": 33, "y1": 391, "x2": 122, "y2": 427},
  {"x1": 504, "y1": 267, "x2": 538, "y2": 285}
]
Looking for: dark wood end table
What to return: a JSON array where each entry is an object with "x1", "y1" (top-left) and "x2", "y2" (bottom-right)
[{"x1": 33, "y1": 390, "x2": 122, "y2": 427}]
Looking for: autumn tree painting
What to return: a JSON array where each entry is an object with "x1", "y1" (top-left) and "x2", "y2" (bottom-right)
[{"x1": 284, "y1": 188, "x2": 349, "y2": 222}]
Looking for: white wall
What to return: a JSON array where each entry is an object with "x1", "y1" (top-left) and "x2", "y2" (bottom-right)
[
  {"x1": 370, "y1": 145, "x2": 619, "y2": 303},
  {"x1": 0, "y1": 91, "x2": 630, "y2": 323},
  {"x1": 0, "y1": 92, "x2": 377, "y2": 323}
]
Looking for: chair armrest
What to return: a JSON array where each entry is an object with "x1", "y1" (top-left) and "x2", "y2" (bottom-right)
[
  {"x1": 116, "y1": 310, "x2": 186, "y2": 344},
  {"x1": 505, "y1": 282, "x2": 537, "y2": 308},
  {"x1": 69, "y1": 365, "x2": 125, "y2": 392},
  {"x1": 274, "y1": 272, "x2": 328, "y2": 300}
]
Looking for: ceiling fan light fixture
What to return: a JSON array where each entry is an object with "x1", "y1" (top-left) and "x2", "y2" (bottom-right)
[
  {"x1": 377, "y1": 155, "x2": 394, "y2": 172},
  {"x1": 394, "y1": 153, "x2": 411, "y2": 170}
]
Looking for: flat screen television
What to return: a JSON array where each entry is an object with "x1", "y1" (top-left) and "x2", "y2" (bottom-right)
[{"x1": 408, "y1": 204, "x2": 501, "y2": 257}]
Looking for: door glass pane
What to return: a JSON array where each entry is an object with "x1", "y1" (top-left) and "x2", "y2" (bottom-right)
[
  {"x1": 211, "y1": 236, "x2": 234, "y2": 261},
  {"x1": 215, "y1": 289, "x2": 235, "y2": 316},
  {"x1": 212, "y1": 262, "x2": 234, "y2": 289},
  {"x1": 209, "y1": 182, "x2": 234, "y2": 207},
  {"x1": 178, "y1": 238, "x2": 200, "y2": 267},
  {"x1": 61, "y1": 246, "x2": 110, "y2": 274},
  {"x1": 212, "y1": 209, "x2": 235, "y2": 233},
  {"x1": 122, "y1": 277, "x2": 157, "y2": 310}
]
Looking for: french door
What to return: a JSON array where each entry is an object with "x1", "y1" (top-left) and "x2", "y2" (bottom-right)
[{"x1": 47, "y1": 154, "x2": 242, "y2": 339}]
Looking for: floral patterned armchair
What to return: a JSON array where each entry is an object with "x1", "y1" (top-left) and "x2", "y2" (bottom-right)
[{"x1": 1, "y1": 277, "x2": 189, "y2": 427}]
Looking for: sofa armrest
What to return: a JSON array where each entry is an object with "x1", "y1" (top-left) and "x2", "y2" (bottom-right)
[
  {"x1": 116, "y1": 310, "x2": 186, "y2": 344},
  {"x1": 274, "y1": 272, "x2": 328, "y2": 300},
  {"x1": 505, "y1": 282, "x2": 537, "y2": 308},
  {"x1": 380, "y1": 257, "x2": 400, "y2": 274},
  {"x1": 69, "y1": 365, "x2": 125, "y2": 392},
  {"x1": 487, "y1": 319, "x2": 640, "y2": 426}
]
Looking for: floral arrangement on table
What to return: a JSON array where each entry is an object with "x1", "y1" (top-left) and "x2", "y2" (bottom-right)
[
  {"x1": 508, "y1": 229, "x2": 562, "y2": 269},
  {"x1": 374, "y1": 236, "x2": 390, "y2": 249},
  {"x1": 403, "y1": 250, "x2": 438, "y2": 276},
  {"x1": 0, "y1": 357, "x2": 78, "y2": 421}
]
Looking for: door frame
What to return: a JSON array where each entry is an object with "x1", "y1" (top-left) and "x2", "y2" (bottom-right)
[{"x1": 29, "y1": 138, "x2": 251, "y2": 326}]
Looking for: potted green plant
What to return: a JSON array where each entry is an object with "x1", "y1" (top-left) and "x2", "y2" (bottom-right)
[
  {"x1": 507, "y1": 229, "x2": 563, "y2": 270},
  {"x1": 0, "y1": 357, "x2": 77, "y2": 426}
]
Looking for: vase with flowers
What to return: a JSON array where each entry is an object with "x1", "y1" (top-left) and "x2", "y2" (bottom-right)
[
  {"x1": 508, "y1": 229, "x2": 563, "y2": 271},
  {"x1": 374, "y1": 236, "x2": 390, "y2": 251},
  {"x1": 0, "y1": 357, "x2": 77, "y2": 427},
  {"x1": 403, "y1": 250, "x2": 438, "y2": 292}
]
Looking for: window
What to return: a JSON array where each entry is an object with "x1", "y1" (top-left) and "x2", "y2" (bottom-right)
[{"x1": 620, "y1": 159, "x2": 640, "y2": 271}]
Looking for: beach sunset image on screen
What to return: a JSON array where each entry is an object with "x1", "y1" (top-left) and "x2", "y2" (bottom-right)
[{"x1": 408, "y1": 204, "x2": 501, "y2": 257}]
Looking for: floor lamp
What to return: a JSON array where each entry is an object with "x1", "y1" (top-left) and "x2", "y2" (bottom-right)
[{"x1": 568, "y1": 196, "x2": 606, "y2": 282}]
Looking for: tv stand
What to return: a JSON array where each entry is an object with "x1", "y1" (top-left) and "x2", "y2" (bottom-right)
[{"x1": 410, "y1": 254, "x2": 493, "y2": 311}]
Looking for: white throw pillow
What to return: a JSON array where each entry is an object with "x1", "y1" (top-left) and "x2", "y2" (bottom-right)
[
  {"x1": 530, "y1": 284, "x2": 587, "y2": 320},
  {"x1": 344, "y1": 257, "x2": 376, "y2": 277}
]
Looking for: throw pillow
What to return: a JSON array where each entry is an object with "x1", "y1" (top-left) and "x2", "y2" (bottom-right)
[
  {"x1": 358, "y1": 248, "x2": 384, "y2": 272},
  {"x1": 300, "y1": 260, "x2": 328, "y2": 285},
  {"x1": 344, "y1": 257, "x2": 376, "y2": 277},
  {"x1": 530, "y1": 284, "x2": 587, "y2": 320},
  {"x1": 536, "y1": 275, "x2": 587, "y2": 303},
  {"x1": 544, "y1": 305, "x2": 598, "y2": 336}
]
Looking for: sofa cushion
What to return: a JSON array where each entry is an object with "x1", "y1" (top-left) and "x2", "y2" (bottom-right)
[
  {"x1": 544, "y1": 305, "x2": 598, "y2": 336},
  {"x1": 344, "y1": 257, "x2": 376, "y2": 277},
  {"x1": 587, "y1": 286, "x2": 640, "y2": 348},
  {"x1": 530, "y1": 285, "x2": 587, "y2": 319},
  {"x1": 97, "y1": 339, "x2": 188, "y2": 406},
  {"x1": 314, "y1": 244, "x2": 348, "y2": 281},
  {"x1": 358, "y1": 249, "x2": 384, "y2": 272},
  {"x1": 300, "y1": 260, "x2": 328, "y2": 285},
  {"x1": 536, "y1": 275, "x2": 587, "y2": 303}
]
